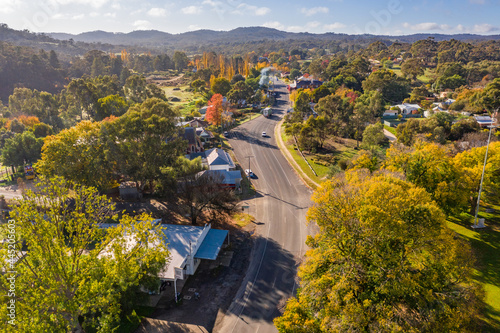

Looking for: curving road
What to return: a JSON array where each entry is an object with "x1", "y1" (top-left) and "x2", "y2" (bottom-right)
[{"x1": 215, "y1": 78, "x2": 316, "y2": 333}]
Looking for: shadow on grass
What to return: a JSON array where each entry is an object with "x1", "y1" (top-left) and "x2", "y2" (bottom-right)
[{"x1": 448, "y1": 212, "x2": 500, "y2": 331}]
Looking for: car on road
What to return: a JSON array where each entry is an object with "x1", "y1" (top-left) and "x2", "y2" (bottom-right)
[
  {"x1": 245, "y1": 169, "x2": 254, "y2": 177},
  {"x1": 262, "y1": 131, "x2": 267, "y2": 137},
  {"x1": 223, "y1": 131, "x2": 229, "y2": 137}
]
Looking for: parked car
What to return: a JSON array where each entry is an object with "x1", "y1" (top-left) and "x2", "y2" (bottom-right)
[
  {"x1": 223, "y1": 131, "x2": 229, "y2": 137},
  {"x1": 245, "y1": 169, "x2": 254, "y2": 177},
  {"x1": 262, "y1": 131, "x2": 267, "y2": 137}
]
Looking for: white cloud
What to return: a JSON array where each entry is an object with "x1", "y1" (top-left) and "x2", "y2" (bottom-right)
[
  {"x1": 301, "y1": 7, "x2": 329, "y2": 16},
  {"x1": 89, "y1": 12, "x2": 100, "y2": 17},
  {"x1": 262, "y1": 21, "x2": 285, "y2": 30},
  {"x1": 133, "y1": 20, "x2": 151, "y2": 30},
  {"x1": 286, "y1": 26, "x2": 303, "y2": 32},
  {"x1": 188, "y1": 24, "x2": 200, "y2": 31},
  {"x1": 324, "y1": 22, "x2": 346, "y2": 30},
  {"x1": 182, "y1": 5, "x2": 202, "y2": 14},
  {"x1": 72, "y1": 14, "x2": 85, "y2": 20},
  {"x1": 202, "y1": 0, "x2": 221, "y2": 6},
  {"x1": 473, "y1": 23, "x2": 499, "y2": 33},
  {"x1": 148, "y1": 8, "x2": 167, "y2": 17},
  {"x1": 0, "y1": 0, "x2": 22, "y2": 14},
  {"x1": 306, "y1": 21, "x2": 321, "y2": 28},
  {"x1": 456, "y1": 24, "x2": 466, "y2": 32},
  {"x1": 111, "y1": 1, "x2": 120, "y2": 9},
  {"x1": 56, "y1": 0, "x2": 111, "y2": 9},
  {"x1": 103, "y1": 12, "x2": 116, "y2": 18},
  {"x1": 403, "y1": 22, "x2": 452, "y2": 31},
  {"x1": 236, "y1": 3, "x2": 270, "y2": 16}
]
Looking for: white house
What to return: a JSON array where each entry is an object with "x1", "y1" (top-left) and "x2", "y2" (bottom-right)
[
  {"x1": 395, "y1": 103, "x2": 421, "y2": 115},
  {"x1": 206, "y1": 148, "x2": 236, "y2": 171}
]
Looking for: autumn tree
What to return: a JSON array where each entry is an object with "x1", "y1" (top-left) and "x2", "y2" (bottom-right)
[
  {"x1": 275, "y1": 172, "x2": 481, "y2": 332},
  {"x1": 0, "y1": 177, "x2": 168, "y2": 333},
  {"x1": 206, "y1": 93, "x2": 224, "y2": 127},
  {"x1": 453, "y1": 142, "x2": 500, "y2": 214},
  {"x1": 385, "y1": 142, "x2": 469, "y2": 215}
]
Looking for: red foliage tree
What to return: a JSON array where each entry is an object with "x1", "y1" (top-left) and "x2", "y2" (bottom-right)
[{"x1": 206, "y1": 93, "x2": 224, "y2": 126}]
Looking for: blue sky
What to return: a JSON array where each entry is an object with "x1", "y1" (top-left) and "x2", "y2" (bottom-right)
[{"x1": 0, "y1": 0, "x2": 498, "y2": 35}]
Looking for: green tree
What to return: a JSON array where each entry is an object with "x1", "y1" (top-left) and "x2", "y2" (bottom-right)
[
  {"x1": 0, "y1": 177, "x2": 168, "y2": 333},
  {"x1": 315, "y1": 94, "x2": 353, "y2": 138},
  {"x1": 36, "y1": 121, "x2": 115, "y2": 190},
  {"x1": 362, "y1": 122, "x2": 387, "y2": 147},
  {"x1": 211, "y1": 77, "x2": 232, "y2": 96},
  {"x1": 173, "y1": 51, "x2": 189, "y2": 71},
  {"x1": 362, "y1": 68, "x2": 411, "y2": 103},
  {"x1": 96, "y1": 94, "x2": 129, "y2": 121},
  {"x1": 101, "y1": 98, "x2": 185, "y2": 192},
  {"x1": 401, "y1": 58, "x2": 424, "y2": 80},
  {"x1": 227, "y1": 81, "x2": 253, "y2": 104},
  {"x1": 275, "y1": 172, "x2": 481, "y2": 332},
  {"x1": 1, "y1": 131, "x2": 43, "y2": 167}
]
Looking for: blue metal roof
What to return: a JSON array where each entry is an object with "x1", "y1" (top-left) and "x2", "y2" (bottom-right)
[{"x1": 194, "y1": 229, "x2": 228, "y2": 260}]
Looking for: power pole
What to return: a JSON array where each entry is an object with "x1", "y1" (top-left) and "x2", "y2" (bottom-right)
[{"x1": 246, "y1": 155, "x2": 254, "y2": 171}]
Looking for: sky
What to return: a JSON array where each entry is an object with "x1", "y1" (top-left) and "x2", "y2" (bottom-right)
[{"x1": 0, "y1": 0, "x2": 498, "y2": 36}]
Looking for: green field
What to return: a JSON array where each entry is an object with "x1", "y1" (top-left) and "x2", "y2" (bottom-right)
[{"x1": 161, "y1": 85, "x2": 204, "y2": 116}]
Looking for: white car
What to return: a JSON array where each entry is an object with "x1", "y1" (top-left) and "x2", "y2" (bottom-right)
[
  {"x1": 262, "y1": 131, "x2": 267, "y2": 137},
  {"x1": 245, "y1": 169, "x2": 254, "y2": 177}
]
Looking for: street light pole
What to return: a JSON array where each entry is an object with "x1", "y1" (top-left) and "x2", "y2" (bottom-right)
[{"x1": 472, "y1": 119, "x2": 497, "y2": 228}]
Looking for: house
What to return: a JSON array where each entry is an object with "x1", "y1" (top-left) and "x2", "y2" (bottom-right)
[
  {"x1": 197, "y1": 169, "x2": 242, "y2": 190},
  {"x1": 444, "y1": 98, "x2": 456, "y2": 106},
  {"x1": 395, "y1": 103, "x2": 421, "y2": 115},
  {"x1": 195, "y1": 127, "x2": 215, "y2": 144},
  {"x1": 100, "y1": 222, "x2": 229, "y2": 297},
  {"x1": 280, "y1": 72, "x2": 290, "y2": 78},
  {"x1": 186, "y1": 148, "x2": 236, "y2": 171},
  {"x1": 187, "y1": 119, "x2": 209, "y2": 128},
  {"x1": 474, "y1": 115, "x2": 495, "y2": 128},
  {"x1": 206, "y1": 148, "x2": 236, "y2": 171},
  {"x1": 383, "y1": 110, "x2": 399, "y2": 118},
  {"x1": 183, "y1": 127, "x2": 204, "y2": 154},
  {"x1": 287, "y1": 77, "x2": 323, "y2": 91}
]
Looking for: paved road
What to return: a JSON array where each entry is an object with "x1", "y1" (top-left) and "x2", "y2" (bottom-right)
[{"x1": 215, "y1": 78, "x2": 316, "y2": 333}]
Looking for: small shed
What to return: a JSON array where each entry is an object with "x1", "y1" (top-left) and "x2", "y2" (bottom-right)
[{"x1": 119, "y1": 182, "x2": 140, "y2": 200}]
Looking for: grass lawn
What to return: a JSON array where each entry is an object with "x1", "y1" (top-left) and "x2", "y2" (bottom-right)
[
  {"x1": 417, "y1": 68, "x2": 435, "y2": 84},
  {"x1": 447, "y1": 210, "x2": 500, "y2": 331},
  {"x1": 161, "y1": 85, "x2": 203, "y2": 116},
  {"x1": 116, "y1": 305, "x2": 155, "y2": 333},
  {"x1": 384, "y1": 125, "x2": 397, "y2": 136},
  {"x1": 280, "y1": 127, "x2": 327, "y2": 187},
  {"x1": 232, "y1": 212, "x2": 255, "y2": 227}
]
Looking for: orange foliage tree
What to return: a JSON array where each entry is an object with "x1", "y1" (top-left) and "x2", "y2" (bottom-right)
[{"x1": 206, "y1": 94, "x2": 224, "y2": 127}]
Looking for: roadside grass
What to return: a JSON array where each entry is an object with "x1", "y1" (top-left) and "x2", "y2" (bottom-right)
[
  {"x1": 232, "y1": 212, "x2": 255, "y2": 228},
  {"x1": 384, "y1": 125, "x2": 397, "y2": 136},
  {"x1": 447, "y1": 210, "x2": 500, "y2": 331},
  {"x1": 116, "y1": 305, "x2": 155, "y2": 333},
  {"x1": 280, "y1": 127, "x2": 324, "y2": 187}
]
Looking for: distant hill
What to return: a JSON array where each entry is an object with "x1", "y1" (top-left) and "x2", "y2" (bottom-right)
[
  {"x1": 2, "y1": 23, "x2": 500, "y2": 56},
  {"x1": 47, "y1": 27, "x2": 500, "y2": 47}
]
